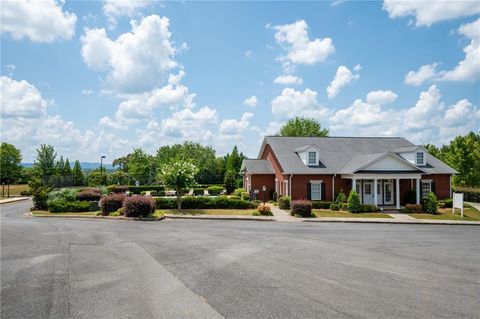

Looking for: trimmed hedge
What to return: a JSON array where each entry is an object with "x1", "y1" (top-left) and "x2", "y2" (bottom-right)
[
  {"x1": 341, "y1": 203, "x2": 348, "y2": 211},
  {"x1": 48, "y1": 199, "x2": 90, "y2": 213},
  {"x1": 291, "y1": 200, "x2": 313, "y2": 217},
  {"x1": 453, "y1": 187, "x2": 480, "y2": 203},
  {"x1": 107, "y1": 185, "x2": 129, "y2": 194},
  {"x1": 155, "y1": 196, "x2": 257, "y2": 209},
  {"x1": 312, "y1": 201, "x2": 332, "y2": 209},
  {"x1": 278, "y1": 196, "x2": 291, "y2": 210},
  {"x1": 403, "y1": 204, "x2": 423, "y2": 213},
  {"x1": 76, "y1": 189, "x2": 102, "y2": 201},
  {"x1": 330, "y1": 203, "x2": 340, "y2": 211},
  {"x1": 439, "y1": 198, "x2": 453, "y2": 208},
  {"x1": 360, "y1": 204, "x2": 380, "y2": 212},
  {"x1": 123, "y1": 196, "x2": 155, "y2": 217},
  {"x1": 100, "y1": 194, "x2": 125, "y2": 216}
]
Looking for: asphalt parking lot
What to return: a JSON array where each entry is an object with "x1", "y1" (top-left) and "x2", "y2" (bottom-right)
[{"x1": 1, "y1": 200, "x2": 479, "y2": 318}]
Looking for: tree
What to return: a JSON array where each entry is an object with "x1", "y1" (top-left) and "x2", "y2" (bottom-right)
[
  {"x1": 0, "y1": 143, "x2": 23, "y2": 194},
  {"x1": 224, "y1": 169, "x2": 237, "y2": 194},
  {"x1": 224, "y1": 145, "x2": 246, "y2": 189},
  {"x1": 55, "y1": 156, "x2": 65, "y2": 175},
  {"x1": 127, "y1": 148, "x2": 152, "y2": 185},
  {"x1": 158, "y1": 161, "x2": 198, "y2": 209},
  {"x1": 29, "y1": 176, "x2": 51, "y2": 210},
  {"x1": 64, "y1": 158, "x2": 72, "y2": 176},
  {"x1": 34, "y1": 144, "x2": 56, "y2": 177},
  {"x1": 278, "y1": 117, "x2": 329, "y2": 137},
  {"x1": 112, "y1": 154, "x2": 131, "y2": 172},
  {"x1": 86, "y1": 168, "x2": 109, "y2": 187},
  {"x1": 156, "y1": 142, "x2": 217, "y2": 184},
  {"x1": 72, "y1": 160, "x2": 85, "y2": 186}
]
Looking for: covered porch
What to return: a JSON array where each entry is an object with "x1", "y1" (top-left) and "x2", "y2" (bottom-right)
[{"x1": 341, "y1": 173, "x2": 422, "y2": 209}]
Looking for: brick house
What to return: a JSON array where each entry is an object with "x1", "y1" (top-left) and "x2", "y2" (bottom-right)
[{"x1": 240, "y1": 136, "x2": 456, "y2": 208}]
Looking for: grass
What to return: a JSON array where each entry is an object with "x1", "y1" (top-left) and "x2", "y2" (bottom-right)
[
  {"x1": 408, "y1": 204, "x2": 480, "y2": 221},
  {"x1": 0, "y1": 184, "x2": 29, "y2": 198},
  {"x1": 31, "y1": 210, "x2": 98, "y2": 217},
  {"x1": 157, "y1": 209, "x2": 255, "y2": 216},
  {"x1": 313, "y1": 209, "x2": 393, "y2": 218}
]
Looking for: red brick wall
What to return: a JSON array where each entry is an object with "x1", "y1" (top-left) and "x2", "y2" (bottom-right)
[
  {"x1": 424, "y1": 174, "x2": 451, "y2": 200},
  {"x1": 250, "y1": 174, "x2": 275, "y2": 201},
  {"x1": 261, "y1": 144, "x2": 286, "y2": 182},
  {"x1": 291, "y1": 175, "x2": 334, "y2": 200}
]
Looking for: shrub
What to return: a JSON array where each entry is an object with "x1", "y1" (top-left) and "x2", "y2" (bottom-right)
[
  {"x1": 257, "y1": 203, "x2": 273, "y2": 216},
  {"x1": 229, "y1": 195, "x2": 241, "y2": 200},
  {"x1": 330, "y1": 203, "x2": 340, "y2": 211},
  {"x1": 272, "y1": 191, "x2": 278, "y2": 201},
  {"x1": 278, "y1": 196, "x2": 291, "y2": 210},
  {"x1": 48, "y1": 188, "x2": 77, "y2": 202},
  {"x1": 422, "y1": 192, "x2": 438, "y2": 214},
  {"x1": 48, "y1": 199, "x2": 90, "y2": 213},
  {"x1": 347, "y1": 191, "x2": 361, "y2": 213},
  {"x1": 341, "y1": 203, "x2": 348, "y2": 211},
  {"x1": 440, "y1": 198, "x2": 453, "y2": 208},
  {"x1": 360, "y1": 204, "x2": 379, "y2": 212},
  {"x1": 291, "y1": 200, "x2": 312, "y2": 217},
  {"x1": 107, "y1": 185, "x2": 129, "y2": 194},
  {"x1": 453, "y1": 186, "x2": 480, "y2": 203},
  {"x1": 76, "y1": 189, "x2": 102, "y2": 201},
  {"x1": 311, "y1": 201, "x2": 332, "y2": 209},
  {"x1": 20, "y1": 188, "x2": 32, "y2": 196},
  {"x1": 109, "y1": 208, "x2": 123, "y2": 217},
  {"x1": 100, "y1": 194, "x2": 125, "y2": 216},
  {"x1": 438, "y1": 202, "x2": 446, "y2": 209},
  {"x1": 207, "y1": 185, "x2": 225, "y2": 196},
  {"x1": 155, "y1": 196, "x2": 256, "y2": 209},
  {"x1": 240, "y1": 191, "x2": 250, "y2": 201},
  {"x1": 154, "y1": 197, "x2": 177, "y2": 209},
  {"x1": 404, "y1": 204, "x2": 423, "y2": 213},
  {"x1": 126, "y1": 185, "x2": 164, "y2": 195},
  {"x1": 335, "y1": 191, "x2": 347, "y2": 204},
  {"x1": 233, "y1": 188, "x2": 244, "y2": 197},
  {"x1": 123, "y1": 196, "x2": 155, "y2": 217}
]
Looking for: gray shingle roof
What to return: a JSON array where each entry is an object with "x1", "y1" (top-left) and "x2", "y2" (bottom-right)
[
  {"x1": 240, "y1": 159, "x2": 274, "y2": 174},
  {"x1": 258, "y1": 136, "x2": 456, "y2": 175}
]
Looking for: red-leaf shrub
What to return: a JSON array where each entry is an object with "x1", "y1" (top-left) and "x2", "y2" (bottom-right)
[
  {"x1": 123, "y1": 196, "x2": 155, "y2": 217},
  {"x1": 291, "y1": 200, "x2": 313, "y2": 217},
  {"x1": 257, "y1": 203, "x2": 273, "y2": 216},
  {"x1": 100, "y1": 194, "x2": 125, "y2": 216},
  {"x1": 76, "y1": 190, "x2": 102, "y2": 201}
]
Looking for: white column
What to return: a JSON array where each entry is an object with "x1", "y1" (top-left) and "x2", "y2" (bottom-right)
[
  {"x1": 352, "y1": 178, "x2": 357, "y2": 193},
  {"x1": 285, "y1": 180, "x2": 289, "y2": 196},
  {"x1": 374, "y1": 178, "x2": 378, "y2": 207},
  {"x1": 416, "y1": 178, "x2": 421, "y2": 204},
  {"x1": 396, "y1": 178, "x2": 400, "y2": 209}
]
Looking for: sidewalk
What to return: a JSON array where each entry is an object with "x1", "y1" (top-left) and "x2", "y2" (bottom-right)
[
  {"x1": 466, "y1": 202, "x2": 480, "y2": 211},
  {"x1": 270, "y1": 206, "x2": 297, "y2": 222},
  {"x1": 0, "y1": 197, "x2": 30, "y2": 205}
]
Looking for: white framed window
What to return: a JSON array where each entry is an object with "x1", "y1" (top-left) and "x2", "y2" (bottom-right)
[
  {"x1": 421, "y1": 180, "x2": 431, "y2": 198},
  {"x1": 308, "y1": 151, "x2": 317, "y2": 165},
  {"x1": 311, "y1": 181, "x2": 322, "y2": 200},
  {"x1": 416, "y1": 152, "x2": 425, "y2": 165}
]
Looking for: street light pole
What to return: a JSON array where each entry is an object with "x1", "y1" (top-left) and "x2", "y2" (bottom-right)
[{"x1": 100, "y1": 155, "x2": 106, "y2": 185}]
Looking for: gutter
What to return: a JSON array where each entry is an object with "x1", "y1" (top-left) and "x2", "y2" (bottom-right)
[
  {"x1": 332, "y1": 174, "x2": 336, "y2": 202},
  {"x1": 289, "y1": 174, "x2": 293, "y2": 197}
]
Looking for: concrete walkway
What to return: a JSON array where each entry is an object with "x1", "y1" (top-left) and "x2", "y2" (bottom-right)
[
  {"x1": 386, "y1": 212, "x2": 417, "y2": 222},
  {"x1": 270, "y1": 206, "x2": 297, "y2": 222},
  {"x1": 466, "y1": 202, "x2": 480, "y2": 211},
  {"x1": 0, "y1": 197, "x2": 30, "y2": 205}
]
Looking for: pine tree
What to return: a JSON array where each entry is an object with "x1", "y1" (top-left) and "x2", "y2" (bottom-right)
[
  {"x1": 55, "y1": 156, "x2": 65, "y2": 175},
  {"x1": 64, "y1": 158, "x2": 72, "y2": 175},
  {"x1": 72, "y1": 160, "x2": 85, "y2": 186}
]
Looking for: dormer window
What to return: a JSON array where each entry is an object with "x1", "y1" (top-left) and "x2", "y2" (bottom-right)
[
  {"x1": 308, "y1": 151, "x2": 317, "y2": 165},
  {"x1": 416, "y1": 152, "x2": 424, "y2": 165}
]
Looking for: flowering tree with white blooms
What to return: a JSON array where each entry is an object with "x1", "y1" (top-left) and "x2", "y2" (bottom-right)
[{"x1": 158, "y1": 161, "x2": 198, "y2": 209}]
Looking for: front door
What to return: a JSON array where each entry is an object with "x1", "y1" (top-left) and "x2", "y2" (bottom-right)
[
  {"x1": 363, "y1": 181, "x2": 374, "y2": 204},
  {"x1": 384, "y1": 181, "x2": 394, "y2": 205}
]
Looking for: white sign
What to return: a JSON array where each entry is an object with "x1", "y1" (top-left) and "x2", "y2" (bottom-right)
[{"x1": 452, "y1": 192, "x2": 464, "y2": 217}]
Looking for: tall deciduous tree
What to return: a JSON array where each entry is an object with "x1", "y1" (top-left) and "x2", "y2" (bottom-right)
[
  {"x1": 158, "y1": 161, "x2": 198, "y2": 209},
  {"x1": 34, "y1": 144, "x2": 56, "y2": 176},
  {"x1": 0, "y1": 142, "x2": 23, "y2": 188},
  {"x1": 127, "y1": 148, "x2": 152, "y2": 185},
  {"x1": 278, "y1": 117, "x2": 329, "y2": 137}
]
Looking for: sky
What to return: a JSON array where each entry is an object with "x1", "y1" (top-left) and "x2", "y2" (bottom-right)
[{"x1": 1, "y1": 0, "x2": 479, "y2": 163}]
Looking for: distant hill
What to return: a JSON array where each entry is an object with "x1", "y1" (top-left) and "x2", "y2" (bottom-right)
[{"x1": 22, "y1": 162, "x2": 115, "y2": 170}]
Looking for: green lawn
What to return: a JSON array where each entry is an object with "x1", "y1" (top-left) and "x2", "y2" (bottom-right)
[
  {"x1": 31, "y1": 211, "x2": 98, "y2": 217},
  {"x1": 313, "y1": 209, "x2": 392, "y2": 218},
  {"x1": 0, "y1": 184, "x2": 29, "y2": 198},
  {"x1": 409, "y1": 205, "x2": 480, "y2": 221},
  {"x1": 157, "y1": 209, "x2": 255, "y2": 216}
]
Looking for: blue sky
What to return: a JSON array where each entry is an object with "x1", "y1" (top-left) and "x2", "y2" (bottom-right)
[{"x1": 1, "y1": 0, "x2": 479, "y2": 162}]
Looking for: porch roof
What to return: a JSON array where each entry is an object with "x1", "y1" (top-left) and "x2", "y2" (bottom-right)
[{"x1": 240, "y1": 159, "x2": 274, "y2": 174}]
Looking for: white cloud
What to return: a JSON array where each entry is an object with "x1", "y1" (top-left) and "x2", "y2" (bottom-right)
[
  {"x1": 383, "y1": 0, "x2": 480, "y2": 27},
  {"x1": 1, "y1": 0, "x2": 77, "y2": 43},
  {"x1": 328, "y1": 85, "x2": 480, "y2": 145},
  {"x1": 271, "y1": 88, "x2": 330, "y2": 119},
  {"x1": 81, "y1": 15, "x2": 179, "y2": 94},
  {"x1": 219, "y1": 113, "x2": 254, "y2": 139},
  {"x1": 243, "y1": 96, "x2": 258, "y2": 107},
  {"x1": 404, "y1": 63, "x2": 440, "y2": 85},
  {"x1": 0, "y1": 76, "x2": 49, "y2": 119},
  {"x1": 103, "y1": 0, "x2": 152, "y2": 29},
  {"x1": 270, "y1": 20, "x2": 335, "y2": 66},
  {"x1": 326, "y1": 65, "x2": 360, "y2": 99},
  {"x1": 245, "y1": 50, "x2": 253, "y2": 57},
  {"x1": 82, "y1": 89, "x2": 94, "y2": 96},
  {"x1": 273, "y1": 74, "x2": 303, "y2": 85},
  {"x1": 366, "y1": 90, "x2": 398, "y2": 105}
]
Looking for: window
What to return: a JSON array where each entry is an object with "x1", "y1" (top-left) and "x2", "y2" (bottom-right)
[
  {"x1": 421, "y1": 181, "x2": 431, "y2": 198},
  {"x1": 364, "y1": 183, "x2": 372, "y2": 195},
  {"x1": 308, "y1": 151, "x2": 316, "y2": 165},
  {"x1": 416, "y1": 152, "x2": 424, "y2": 165},
  {"x1": 311, "y1": 182, "x2": 322, "y2": 200}
]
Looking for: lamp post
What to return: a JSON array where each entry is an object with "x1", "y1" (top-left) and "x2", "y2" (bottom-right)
[
  {"x1": 262, "y1": 185, "x2": 266, "y2": 204},
  {"x1": 100, "y1": 155, "x2": 106, "y2": 185}
]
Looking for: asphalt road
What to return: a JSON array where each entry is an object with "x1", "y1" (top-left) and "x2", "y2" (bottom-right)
[{"x1": 1, "y1": 200, "x2": 479, "y2": 319}]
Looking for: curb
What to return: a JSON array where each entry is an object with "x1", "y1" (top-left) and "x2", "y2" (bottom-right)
[
  {"x1": 0, "y1": 197, "x2": 30, "y2": 205},
  {"x1": 301, "y1": 219, "x2": 480, "y2": 226},
  {"x1": 26, "y1": 212, "x2": 165, "y2": 222},
  {"x1": 164, "y1": 214, "x2": 275, "y2": 221}
]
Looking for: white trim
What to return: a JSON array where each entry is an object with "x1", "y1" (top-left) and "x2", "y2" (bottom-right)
[
  {"x1": 342, "y1": 173, "x2": 422, "y2": 179},
  {"x1": 415, "y1": 151, "x2": 426, "y2": 166},
  {"x1": 310, "y1": 181, "x2": 322, "y2": 200},
  {"x1": 310, "y1": 180, "x2": 323, "y2": 183},
  {"x1": 421, "y1": 180, "x2": 432, "y2": 198},
  {"x1": 395, "y1": 178, "x2": 400, "y2": 209},
  {"x1": 308, "y1": 151, "x2": 317, "y2": 165}
]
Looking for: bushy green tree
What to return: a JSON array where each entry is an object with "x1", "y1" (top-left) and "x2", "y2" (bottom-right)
[
  {"x1": 158, "y1": 161, "x2": 198, "y2": 209},
  {"x1": 0, "y1": 142, "x2": 23, "y2": 186},
  {"x1": 86, "y1": 168, "x2": 109, "y2": 186},
  {"x1": 335, "y1": 191, "x2": 348, "y2": 204},
  {"x1": 347, "y1": 191, "x2": 361, "y2": 213},
  {"x1": 34, "y1": 144, "x2": 56, "y2": 177},
  {"x1": 278, "y1": 117, "x2": 329, "y2": 137},
  {"x1": 127, "y1": 148, "x2": 152, "y2": 185},
  {"x1": 224, "y1": 169, "x2": 237, "y2": 194},
  {"x1": 29, "y1": 177, "x2": 51, "y2": 210},
  {"x1": 422, "y1": 192, "x2": 438, "y2": 214}
]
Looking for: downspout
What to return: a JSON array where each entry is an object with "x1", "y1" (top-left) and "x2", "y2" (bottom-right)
[
  {"x1": 289, "y1": 174, "x2": 293, "y2": 198},
  {"x1": 332, "y1": 174, "x2": 336, "y2": 202}
]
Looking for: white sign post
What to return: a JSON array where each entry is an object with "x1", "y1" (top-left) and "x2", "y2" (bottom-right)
[{"x1": 452, "y1": 192, "x2": 464, "y2": 217}]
